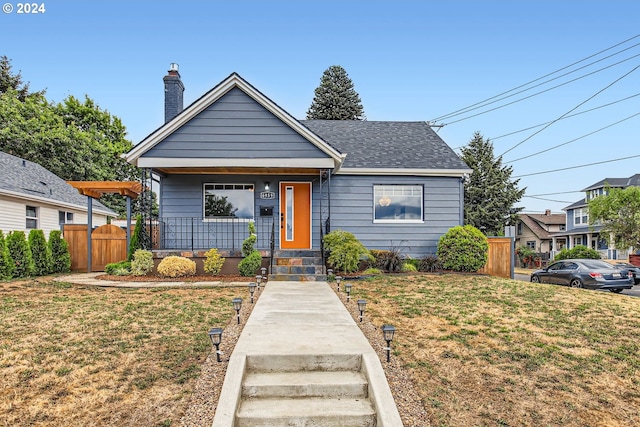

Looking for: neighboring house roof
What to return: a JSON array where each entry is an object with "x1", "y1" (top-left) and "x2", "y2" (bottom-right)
[
  {"x1": 0, "y1": 151, "x2": 116, "y2": 216},
  {"x1": 519, "y1": 213, "x2": 566, "y2": 240},
  {"x1": 564, "y1": 198, "x2": 587, "y2": 211},
  {"x1": 582, "y1": 174, "x2": 640, "y2": 191},
  {"x1": 301, "y1": 120, "x2": 470, "y2": 175}
]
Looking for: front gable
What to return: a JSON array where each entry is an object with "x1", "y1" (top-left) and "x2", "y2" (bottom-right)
[{"x1": 126, "y1": 73, "x2": 344, "y2": 174}]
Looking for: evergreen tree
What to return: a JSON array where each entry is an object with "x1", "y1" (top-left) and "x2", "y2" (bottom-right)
[
  {"x1": 6, "y1": 231, "x2": 35, "y2": 278},
  {"x1": 127, "y1": 215, "x2": 143, "y2": 261},
  {"x1": 306, "y1": 65, "x2": 365, "y2": 120},
  {"x1": 0, "y1": 230, "x2": 15, "y2": 280},
  {"x1": 460, "y1": 132, "x2": 525, "y2": 236},
  {"x1": 48, "y1": 230, "x2": 71, "y2": 273},
  {"x1": 28, "y1": 229, "x2": 52, "y2": 276},
  {"x1": 0, "y1": 55, "x2": 42, "y2": 100}
]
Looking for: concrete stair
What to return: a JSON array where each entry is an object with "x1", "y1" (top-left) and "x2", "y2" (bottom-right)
[
  {"x1": 270, "y1": 250, "x2": 326, "y2": 281},
  {"x1": 235, "y1": 354, "x2": 376, "y2": 427}
]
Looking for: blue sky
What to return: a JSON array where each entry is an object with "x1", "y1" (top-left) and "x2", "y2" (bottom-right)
[{"x1": 3, "y1": 0, "x2": 639, "y2": 214}]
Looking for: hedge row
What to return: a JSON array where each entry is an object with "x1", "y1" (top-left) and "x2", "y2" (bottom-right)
[{"x1": 0, "y1": 229, "x2": 71, "y2": 280}]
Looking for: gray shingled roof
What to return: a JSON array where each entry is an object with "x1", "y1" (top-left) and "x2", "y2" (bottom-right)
[
  {"x1": 581, "y1": 174, "x2": 640, "y2": 191},
  {"x1": 300, "y1": 120, "x2": 469, "y2": 170},
  {"x1": 0, "y1": 151, "x2": 116, "y2": 214}
]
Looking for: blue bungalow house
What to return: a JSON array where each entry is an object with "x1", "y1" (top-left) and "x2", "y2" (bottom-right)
[
  {"x1": 124, "y1": 66, "x2": 470, "y2": 277},
  {"x1": 550, "y1": 173, "x2": 640, "y2": 260}
]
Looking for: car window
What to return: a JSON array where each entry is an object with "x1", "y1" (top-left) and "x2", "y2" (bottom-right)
[
  {"x1": 582, "y1": 260, "x2": 613, "y2": 269},
  {"x1": 563, "y1": 262, "x2": 578, "y2": 270},
  {"x1": 548, "y1": 262, "x2": 564, "y2": 271}
]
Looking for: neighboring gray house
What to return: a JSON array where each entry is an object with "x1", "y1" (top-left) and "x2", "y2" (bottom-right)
[
  {"x1": 0, "y1": 151, "x2": 116, "y2": 238},
  {"x1": 550, "y1": 174, "x2": 640, "y2": 259},
  {"x1": 124, "y1": 68, "x2": 470, "y2": 263}
]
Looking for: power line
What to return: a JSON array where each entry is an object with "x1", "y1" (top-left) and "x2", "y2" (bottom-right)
[
  {"x1": 430, "y1": 33, "x2": 640, "y2": 122},
  {"x1": 499, "y1": 63, "x2": 640, "y2": 157},
  {"x1": 513, "y1": 153, "x2": 640, "y2": 178},
  {"x1": 505, "y1": 111, "x2": 640, "y2": 163},
  {"x1": 523, "y1": 195, "x2": 575, "y2": 204},
  {"x1": 527, "y1": 191, "x2": 584, "y2": 196}
]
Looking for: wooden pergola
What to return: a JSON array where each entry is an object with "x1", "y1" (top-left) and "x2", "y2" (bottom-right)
[{"x1": 68, "y1": 181, "x2": 143, "y2": 272}]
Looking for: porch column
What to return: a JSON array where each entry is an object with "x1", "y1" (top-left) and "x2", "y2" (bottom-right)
[
  {"x1": 87, "y1": 196, "x2": 92, "y2": 273},
  {"x1": 126, "y1": 195, "x2": 132, "y2": 255}
]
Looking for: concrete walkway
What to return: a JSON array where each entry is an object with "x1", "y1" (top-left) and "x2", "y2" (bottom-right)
[{"x1": 212, "y1": 280, "x2": 403, "y2": 426}]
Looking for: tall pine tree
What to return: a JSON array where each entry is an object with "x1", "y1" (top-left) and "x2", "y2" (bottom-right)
[
  {"x1": 306, "y1": 65, "x2": 365, "y2": 120},
  {"x1": 460, "y1": 132, "x2": 525, "y2": 235}
]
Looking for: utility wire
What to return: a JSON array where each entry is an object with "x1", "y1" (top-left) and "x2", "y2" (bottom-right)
[
  {"x1": 523, "y1": 195, "x2": 575, "y2": 204},
  {"x1": 513, "y1": 153, "x2": 640, "y2": 178},
  {"x1": 430, "y1": 33, "x2": 640, "y2": 122},
  {"x1": 499, "y1": 63, "x2": 640, "y2": 157},
  {"x1": 506, "y1": 111, "x2": 640, "y2": 163},
  {"x1": 492, "y1": 93, "x2": 640, "y2": 140}
]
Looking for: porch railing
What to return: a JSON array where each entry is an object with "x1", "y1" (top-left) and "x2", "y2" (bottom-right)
[{"x1": 155, "y1": 216, "x2": 274, "y2": 252}]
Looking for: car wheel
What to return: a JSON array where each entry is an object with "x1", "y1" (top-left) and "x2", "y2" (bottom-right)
[
  {"x1": 531, "y1": 275, "x2": 540, "y2": 283},
  {"x1": 569, "y1": 279, "x2": 582, "y2": 288},
  {"x1": 610, "y1": 289, "x2": 623, "y2": 293}
]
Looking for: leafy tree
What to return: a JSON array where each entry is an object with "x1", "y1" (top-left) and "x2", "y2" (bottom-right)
[
  {"x1": 48, "y1": 230, "x2": 71, "y2": 273},
  {"x1": 6, "y1": 231, "x2": 34, "y2": 278},
  {"x1": 460, "y1": 132, "x2": 525, "y2": 235},
  {"x1": 0, "y1": 230, "x2": 15, "y2": 280},
  {"x1": 306, "y1": 65, "x2": 365, "y2": 120},
  {"x1": 28, "y1": 229, "x2": 52, "y2": 276},
  {"x1": 588, "y1": 185, "x2": 640, "y2": 253}
]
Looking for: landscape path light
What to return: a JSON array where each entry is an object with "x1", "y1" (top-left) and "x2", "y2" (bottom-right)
[
  {"x1": 327, "y1": 268, "x2": 334, "y2": 279},
  {"x1": 344, "y1": 282, "x2": 353, "y2": 302},
  {"x1": 357, "y1": 299, "x2": 366, "y2": 322},
  {"x1": 255, "y1": 274, "x2": 262, "y2": 290},
  {"x1": 248, "y1": 282, "x2": 257, "y2": 303},
  {"x1": 335, "y1": 276, "x2": 342, "y2": 292},
  {"x1": 232, "y1": 297, "x2": 243, "y2": 324},
  {"x1": 261, "y1": 267, "x2": 267, "y2": 277},
  {"x1": 208, "y1": 327, "x2": 223, "y2": 362},
  {"x1": 382, "y1": 324, "x2": 396, "y2": 362}
]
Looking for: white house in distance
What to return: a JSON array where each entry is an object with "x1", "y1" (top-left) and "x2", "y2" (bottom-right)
[{"x1": 0, "y1": 151, "x2": 116, "y2": 238}]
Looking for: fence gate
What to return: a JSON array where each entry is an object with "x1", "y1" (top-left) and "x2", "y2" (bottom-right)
[
  {"x1": 478, "y1": 237, "x2": 514, "y2": 279},
  {"x1": 64, "y1": 224, "x2": 127, "y2": 272}
]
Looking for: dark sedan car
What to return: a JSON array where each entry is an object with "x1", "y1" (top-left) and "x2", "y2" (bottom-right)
[
  {"x1": 611, "y1": 262, "x2": 640, "y2": 285},
  {"x1": 530, "y1": 259, "x2": 633, "y2": 293}
]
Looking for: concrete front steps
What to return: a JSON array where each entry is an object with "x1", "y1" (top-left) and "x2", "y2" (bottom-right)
[
  {"x1": 235, "y1": 354, "x2": 376, "y2": 427},
  {"x1": 270, "y1": 250, "x2": 326, "y2": 282}
]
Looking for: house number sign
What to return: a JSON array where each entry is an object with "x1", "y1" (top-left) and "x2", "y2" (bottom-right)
[{"x1": 260, "y1": 191, "x2": 276, "y2": 199}]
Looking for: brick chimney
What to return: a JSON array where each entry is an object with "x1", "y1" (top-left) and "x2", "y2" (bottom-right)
[
  {"x1": 163, "y1": 63, "x2": 184, "y2": 123},
  {"x1": 545, "y1": 209, "x2": 551, "y2": 216}
]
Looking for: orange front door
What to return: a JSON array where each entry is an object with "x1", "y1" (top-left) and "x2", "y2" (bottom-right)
[{"x1": 280, "y1": 182, "x2": 312, "y2": 249}]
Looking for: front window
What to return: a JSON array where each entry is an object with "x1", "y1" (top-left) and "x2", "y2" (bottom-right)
[
  {"x1": 204, "y1": 183, "x2": 254, "y2": 219},
  {"x1": 26, "y1": 206, "x2": 38, "y2": 229},
  {"x1": 573, "y1": 208, "x2": 588, "y2": 226},
  {"x1": 373, "y1": 185, "x2": 423, "y2": 222}
]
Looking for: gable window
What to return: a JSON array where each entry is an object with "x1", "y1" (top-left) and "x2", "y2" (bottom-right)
[
  {"x1": 59, "y1": 211, "x2": 74, "y2": 225},
  {"x1": 204, "y1": 183, "x2": 254, "y2": 219},
  {"x1": 574, "y1": 208, "x2": 588, "y2": 226},
  {"x1": 373, "y1": 185, "x2": 423, "y2": 223},
  {"x1": 26, "y1": 206, "x2": 38, "y2": 229}
]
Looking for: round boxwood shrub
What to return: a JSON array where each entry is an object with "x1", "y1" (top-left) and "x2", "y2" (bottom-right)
[
  {"x1": 436, "y1": 225, "x2": 488, "y2": 272},
  {"x1": 553, "y1": 245, "x2": 600, "y2": 261},
  {"x1": 157, "y1": 256, "x2": 196, "y2": 278},
  {"x1": 203, "y1": 248, "x2": 225, "y2": 275}
]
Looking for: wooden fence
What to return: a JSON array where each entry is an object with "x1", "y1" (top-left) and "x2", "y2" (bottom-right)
[
  {"x1": 64, "y1": 224, "x2": 127, "y2": 272},
  {"x1": 478, "y1": 237, "x2": 514, "y2": 279}
]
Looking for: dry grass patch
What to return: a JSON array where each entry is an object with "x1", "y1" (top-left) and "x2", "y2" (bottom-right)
[
  {"x1": 350, "y1": 274, "x2": 640, "y2": 427},
  {"x1": 0, "y1": 279, "x2": 241, "y2": 426}
]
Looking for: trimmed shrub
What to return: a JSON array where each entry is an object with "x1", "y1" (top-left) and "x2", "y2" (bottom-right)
[
  {"x1": 6, "y1": 231, "x2": 35, "y2": 278},
  {"x1": 28, "y1": 229, "x2": 52, "y2": 276},
  {"x1": 554, "y1": 245, "x2": 600, "y2": 261},
  {"x1": 157, "y1": 256, "x2": 196, "y2": 278},
  {"x1": 130, "y1": 249, "x2": 154, "y2": 276},
  {"x1": 203, "y1": 248, "x2": 225, "y2": 275},
  {"x1": 105, "y1": 261, "x2": 131, "y2": 275},
  {"x1": 238, "y1": 251, "x2": 262, "y2": 277},
  {"x1": 0, "y1": 230, "x2": 15, "y2": 280},
  {"x1": 401, "y1": 262, "x2": 418, "y2": 273},
  {"x1": 242, "y1": 221, "x2": 257, "y2": 257},
  {"x1": 436, "y1": 225, "x2": 488, "y2": 272},
  {"x1": 48, "y1": 230, "x2": 71, "y2": 273},
  {"x1": 127, "y1": 215, "x2": 143, "y2": 262},
  {"x1": 418, "y1": 254, "x2": 441, "y2": 272},
  {"x1": 323, "y1": 229, "x2": 372, "y2": 274}
]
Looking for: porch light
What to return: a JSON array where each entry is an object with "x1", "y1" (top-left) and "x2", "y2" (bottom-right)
[
  {"x1": 335, "y1": 276, "x2": 342, "y2": 292},
  {"x1": 232, "y1": 298, "x2": 243, "y2": 324},
  {"x1": 382, "y1": 324, "x2": 396, "y2": 362},
  {"x1": 248, "y1": 282, "x2": 257, "y2": 303},
  {"x1": 208, "y1": 327, "x2": 223, "y2": 362},
  {"x1": 344, "y1": 283, "x2": 353, "y2": 302},
  {"x1": 264, "y1": 182, "x2": 270, "y2": 191},
  {"x1": 357, "y1": 299, "x2": 366, "y2": 322}
]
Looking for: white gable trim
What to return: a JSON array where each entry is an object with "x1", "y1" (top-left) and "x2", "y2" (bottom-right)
[
  {"x1": 337, "y1": 167, "x2": 472, "y2": 177},
  {"x1": 137, "y1": 157, "x2": 336, "y2": 168},
  {"x1": 125, "y1": 73, "x2": 345, "y2": 168}
]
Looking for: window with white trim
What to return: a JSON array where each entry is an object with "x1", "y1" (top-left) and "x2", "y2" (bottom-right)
[
  {"x1": 26, "y1": 206, "x2": 38, "y2": 229},
  {"x1": 204, "y1": 183, "x2": 254, "y2": 219},
  {"x1": 373, "y1": 185, "x2": 423, "y2": 222},
  {"x1": 573, "y1": 208, "x2": 588, "y2": 226},
  {"x1": 526, "y1": 241, "x2": 536, "y2": 250},
  {"x1": 59, "y1": 211, "x2": 74, "y2": 225}
]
